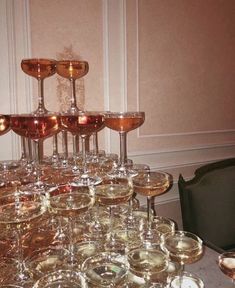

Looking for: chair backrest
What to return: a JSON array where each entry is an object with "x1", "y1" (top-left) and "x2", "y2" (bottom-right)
[{"x1": 178, "y1": 158, "x2": 235, "y2": 251}]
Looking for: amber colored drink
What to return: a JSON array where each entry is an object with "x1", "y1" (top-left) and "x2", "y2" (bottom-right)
[
  {"x1": 56, "y1": 60, "x2": 89, "y2": 79},
  {"x1": 163, "y1": 232, "x2": 203, "y2": 265},
  {"x1": 133, "y1": 172, "x2": 170, "y2": 197},
  {"x1": 128, "y1": 248, "x2": 168, "y2": 277},
  {"x1": 218, "y1": 252, "x2": 235, "y2": 280},
  {"x1": 95, "y1": 184, "x2": 132, "y2": 206},
  {"x1": 50, "y1": 193, "x2": 94, "y2": 218},
  {"x1": 11, "y1": 114, "x2": 60, "y2": 140},
  {"x1": 105, "y1": 112, "x2": 145, "y2": 132},
  {"x1": 21, "y1": 58, "x2": 56, "y2": 79},
  {"x1": 0, "y1": 115, "x2": 11, "y2": 136},
  {"x1": 60, "y1": 113, "x2": 104, "y2": 136}
]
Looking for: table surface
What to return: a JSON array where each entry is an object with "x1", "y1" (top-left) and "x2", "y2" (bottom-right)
[{"x1": 187, "y1": 246, "x2": 232, "y2": 287}]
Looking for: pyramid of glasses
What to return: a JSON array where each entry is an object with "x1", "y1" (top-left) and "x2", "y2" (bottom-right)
[{"x1": 0, "y1": 59, "x2": 207, "y2": 287}]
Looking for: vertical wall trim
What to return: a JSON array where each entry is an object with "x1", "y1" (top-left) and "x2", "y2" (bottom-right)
[
  {"x1": 103, "y1": 0, "x2": 111, "y2": 152},
  {"x1": 121, "y1": 0, "x2": 128, "y2": 111},
  {"x1": 103, "y1": 0, "x2": 129, "y2": 154},
  {"x1": 0, "y1": 0, "x2": 32, "y2": 160}
]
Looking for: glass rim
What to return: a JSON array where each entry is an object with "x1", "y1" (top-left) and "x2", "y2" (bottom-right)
[
  {"x1": 105, "y1": 111, "x2": 145, "y2": 116},
  {"x1": 21, "y1": 58, "x2": 57, "y2": 63},
  {"x1": 163, "y1": 230, "x2": 203, "y2": 245},
  {"x1": 56, "y1": 59, "x2": 88, "y2": 64},
  {"x1": 218, "y1": 251, "x2": 235, "y2": 259}
]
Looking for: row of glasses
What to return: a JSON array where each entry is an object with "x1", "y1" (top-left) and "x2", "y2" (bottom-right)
[
  {"x1": 0, "y1": 172, "x2": 205, "y2": 287},
  {"x1": 60, "y1": 111, "x2": 105, "y2": 186},
  {"x1": 21, "y1": 58, "x2": 89, "y2": 115},
  {"x1": 10, "y1": 113, "x2": 61, "y2": 193},
  {"x1": 0, "y1": 115, "x2": 207, "y2": 288},
  {"x1": 0, "y1": 57, "x2": 207, "y2": 287},
  {"x1": 21, "y1": 58, "x2": 89, "y2": 171}
]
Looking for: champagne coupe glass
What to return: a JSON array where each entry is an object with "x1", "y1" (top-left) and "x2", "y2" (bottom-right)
[
  {"x1": 81, "y1": 252, "x2": 129, "y2": 287},
  {"x1": 132, "y1": 171, "x2": 171, "y2": 243},
  {"x1": 127, "y1": 247, "x2": 169, "y2": 287},
  {"x1": 61, "y1": 111, "x2": 105, "y2": 186},
  {"x1": 94, "y1": 178, "x2": 133, "y2": 252},
  {"x1": 32, "y1": 270, "x2": 86, "y2": 288},
  {"x1": 26, "y1": 246, "x2": 70, "y2": 281},
  {"x1": 10, "y1": 113, "x2": 61, "y2": 192},
  {"x1": 56, "y1": 60, "x2": 89, "y2": 113},
  {"x1": 0, "y1": 192, "x2": 46, "y2": 282},
  {"x1": 49, "y1": 191, "x2": 95, "y2": 267},
  {"x1": 162, "y1": 231, "x2": 203, "y2": 288},
  {"x1": 21, "y1": 59, "x2": 57, "y2": 114},
  {"x1": 218, "y1": 251, "x2": 235, "y2": 285},
  {"x1": 21, "y1": 58, "x2": 58, "y2": 169},
  {"x1": 104, "y1": 111, "x2": 145, "y2": 177},
  {"x1": 152, "y1": 216, "x2": 175, "y2": 237},
  {"x1": 168, "y1": 271, "x2": 204, "y2": 288},
  {"x1": 125, "y1": 163, "x2": 150, "y2": 229},
  {"x1": 56, "y1": 60, "x2": 89, "y2": 170}
]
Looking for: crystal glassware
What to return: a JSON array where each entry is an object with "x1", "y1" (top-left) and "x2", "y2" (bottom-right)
[
  {"x1": 104, "y1": 111, "x2": 145, "y2": 177},
  {"x1": 169, "y1": 271, "x2": 204, "y2": 288},
  {"x1": 26, "y1": 246, "x2": 70, "y2": 281},
  {"x1": 0, "y1": 193, "x2": 46, "y2": 282},
  {"x1": 10, "y1": 113, "x2": 61, "y2": 193},
  {"x1": 56, "y1": 60, "x2": 89, "y2": 113},
  {"x1": 133, "y1": 171, "x2": 171, "y2": 243},
  {"x1": 21, "y1": 58, "x2": 57, "y2": 114},
  {"x1": 162, "y1": 230, "x2": 203, "y2": 288},
  {"x1": 60, "y1": 111, "x2": 105, "y2": 186},
  {"x1": 218, "y1": 251, "x2": 235, "y2": 285},
  {"x1": 56, "y1": 60, "x2": 89, "y2": 170},
  {"x1": 81, "y1": 252, "x2": 129, "y2": 287},
  {"x1": 94, "y1": 178, "x2": 133, "y2": 252},
  {"x1": 32, "y1": 270, "x2": 86, "y2": 288},
  {"x1": 49, "y1": 191, "x2": 95, "y2": 267},
  {"x1": 127, "y1": 247, "x2": 169, "y2": 287}
]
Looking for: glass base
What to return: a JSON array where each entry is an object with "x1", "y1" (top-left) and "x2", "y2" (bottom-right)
[
  {"x1": 71, "y1": 174, "x2": 102, "y2": 187},
  {"x1": 169, "y1": 271, "x2": 204, "y2": 288},
  {"x1": 108, "y1": 167, "x2": 138, "y2": 178}
]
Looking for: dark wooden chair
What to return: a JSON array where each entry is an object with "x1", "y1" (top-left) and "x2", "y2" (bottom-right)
[{"x1": 178, "y1": 158, "x2": 235, "y2": 252}]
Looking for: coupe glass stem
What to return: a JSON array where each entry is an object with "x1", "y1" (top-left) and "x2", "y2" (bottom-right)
[
  {"x1": 34, "y1": 140, "x2": 43, "y2": 185},
  {"x1": 146, "y1": 196, "x2": 152, "y2": 234},
  {"x1": 72, "y1": 135, "x2": 79, "y2": 172},
  {"x1": 52, "y1": 134, "x2": 60, "y2": 166},
  {"x1": 20, "y1": 136, "x2": 27, "y2": 162},
  {"x1": 109, "y1": 205, "x2": 116, "y2": 244},
  {"x1": 90, "y1": 132, "x2": 99, "y2": 162},
  {"x1": 179, "y1": 263, "x2": 185, "y2": 288},
  {"x1": 15, "y1": 226, "x2": 28, "y2": 280},
  {"x1": 61, "y1": 131, "x2": 69, "y2": 167},
  {"x1": 119, "y1": 131, "x2": 127, "y2": 168},
  {"x1": 37, "y1": 78, "x2": 47, "y2": 114},
  {"x1": 69, "y1": 79, "x2": 79, "y2": 113},
  {"x1": 68, "y1": 216, "x2": 76, "y2": 265},
  {"x1": 81, "y1": 136, "x2": 88, "y2": 175},
  {"x1": 93, "y1": 132, "x2": 98, "y2": 154}
]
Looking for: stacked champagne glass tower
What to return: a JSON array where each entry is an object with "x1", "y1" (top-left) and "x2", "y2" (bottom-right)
[{"x1": 0, "y1": 58, "x2": 210, "y2": 288}]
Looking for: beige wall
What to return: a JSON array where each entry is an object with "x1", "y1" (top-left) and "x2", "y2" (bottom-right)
[
  {"x1": 28, "y1": 0, "x2": 235, "y2": 168},
  {"x1": 29, "y1": 0, "x2": 104, "y2": 112},
  {"x1": 1, "y1": 0, "x2": 235, "y2": 225}
]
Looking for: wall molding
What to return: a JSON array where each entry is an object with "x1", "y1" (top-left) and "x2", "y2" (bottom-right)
[
  {"x1": 139, "y1": 128, "x2": 235, "y2": 138},
  {"x1": 0, "y1": 0, "x2": 32, "y2": 160}
]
